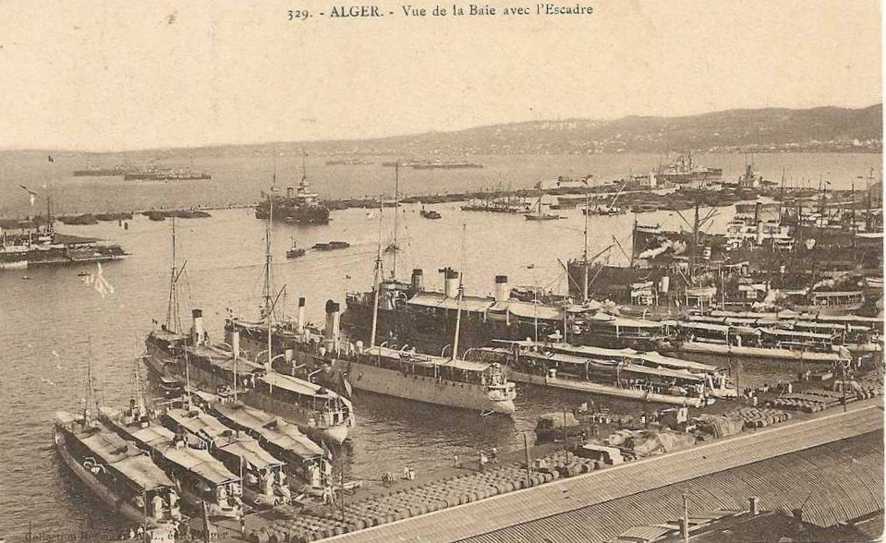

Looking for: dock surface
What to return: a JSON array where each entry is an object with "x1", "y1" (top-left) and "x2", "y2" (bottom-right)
[{"x1": 322, "y1": 398, "x2": 883, "y2": 543}]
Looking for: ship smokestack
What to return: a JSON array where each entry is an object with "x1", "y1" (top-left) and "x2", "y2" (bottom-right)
[
  {"x1": 411, "y1": 268, "x2": 424, "y2": 292},
  {"x1": 444, "y1": 268, "x2": 459, "y2": 298},
  {"x1": 494, "y1": 275, "x2": 510, "y2": 302},
  {"x1": 324, "y1": 300, "x2": 340, "y2": 349},
  {"x1": 191, "y1": 309, "x2": 205, "y2": 346},
  {"x1": 296, "y1": 297, "x2": 306, "y2": 333},
  {"x1": 231, "y1": 330, "x2": 240, "y2": 360}
]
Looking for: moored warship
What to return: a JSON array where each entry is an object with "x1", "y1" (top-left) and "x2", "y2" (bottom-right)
[
  {"x1": 1, "y1": 196, "x2": 127, "y2": 270},
  {"x1": 53, "y1": 359, "x2": 181, "y2": 541},
  {"x1": 255, "y1": 155, "x2": 330, "y2": 224}
]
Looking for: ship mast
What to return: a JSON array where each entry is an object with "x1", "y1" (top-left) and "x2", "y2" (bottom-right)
[
  {"x1": 370, "y1": 199, "x2": 384, "y2": 348},
  {"x1": 392, "y1": 162, "x2": 400, "y2": 278},
  {"x1": 165, "y1": 217, "x2": 182, "y2": 334},
  {"x1": 83, "y1": 347, "x2": 96, "y2": 425},
  {"x1": 582, "y1": 193, "x2": 590, "y2": 303},
  {"x1": 451, "y1": 224, "x2": 467, "y2": 361},
  {"x1": 265, "y1": 192, "x2": 274, "y2": 375},
  {"x1": 133, "y1": 353, "x2": 146, "y2": 415}
]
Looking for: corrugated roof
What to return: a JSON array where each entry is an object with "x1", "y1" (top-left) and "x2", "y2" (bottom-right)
[
  {"x1": 458, "y1": 422, "x2": 883, "y2": 543},
  {"x1": 321, "y1": 402, "x2": 882, "y2": 543}
]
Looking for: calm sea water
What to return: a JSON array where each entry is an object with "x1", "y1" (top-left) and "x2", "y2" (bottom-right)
[
  {"x1": 0, "y1": 151, "x2": 879, "y2": 538},
  {"x1": 0, "y1": 151, "x2": 880, "y2": 217}
]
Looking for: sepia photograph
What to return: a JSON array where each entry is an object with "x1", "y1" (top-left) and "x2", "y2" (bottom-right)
[{"x1": 0, "y1": 1, "x2": 883, "y2": 542}]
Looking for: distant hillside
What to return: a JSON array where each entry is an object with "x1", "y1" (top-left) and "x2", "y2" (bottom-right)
[
  {"x1": 95, "y1": 104, "x2": 884, "y2": 158},
  {"x1": 348, "y1": 104, "x2": 882, "y2": 155}
]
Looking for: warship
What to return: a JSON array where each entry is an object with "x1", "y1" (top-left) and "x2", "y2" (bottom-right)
[
  {"x1": 0, "y1": 197, "x2": 126, "y2": 270},
  {"x1": 227, "y1": 224, "x2": 518, "y2": 415},
  {"x1": 54, "y1": 360, "x2": 180, "y2": 541},
  {"x1": 255, "y1": 154, "x2": 330, "y2": 224}
]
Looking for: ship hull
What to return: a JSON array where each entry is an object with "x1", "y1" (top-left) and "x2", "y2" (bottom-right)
[
  {"x1": 340, "y1": 304, "x2": 560, "y2": 356},
  {"x1": 0, "y1": 252, "x2": 127, "y2": 270},
  {"x1": 54, "y1": 429, "x2": 160, "y2": 527},
  {"x1": 667, "y1": 342, "x2": 844, "y2": 366},
  {"x1": 254, "y1": 206, "x2": 330, "y2": 225},
  {"x1": 0, "y1": 260, "x2": 28, "y2": 270},
  {"x1": 229, "y1": 321, "x2": 514, "y2": 417},
  {"x1": 338, "y1": 358, "x2": 515, "y2": 415},
  {"x1": 146, "y1": 344, "x2": 349, "y2": 445},
  {"x1": 506, "y1": 368, "x2": 703, "y2": 407},
  {"x1": 787, "y1": 303, "x2": 865, "y2": 316}
]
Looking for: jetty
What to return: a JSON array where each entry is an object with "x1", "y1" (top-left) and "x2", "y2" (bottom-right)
[{"x1": 211, "y1": 382, "x2": 882, "y2": 543}]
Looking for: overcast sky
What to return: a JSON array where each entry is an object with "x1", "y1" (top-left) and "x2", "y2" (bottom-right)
[{"x1": 0, "y1": 0, "x2": 881, "y2": 151}]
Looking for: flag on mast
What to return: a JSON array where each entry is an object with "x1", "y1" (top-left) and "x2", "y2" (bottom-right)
[
  {"x1": 81, "y1": 263, "x2": 115, "y2": 298},
  {"x1": 18, "y1": 185, "x2": 37, "y2": 207}
]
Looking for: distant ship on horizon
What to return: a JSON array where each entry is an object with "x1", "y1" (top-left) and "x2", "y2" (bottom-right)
[
  {"x1": 72, "y1": 165, "x2": 130, "y2": 177},
  {"x1": 382, "y1": 159, "x2": 484, "y2": 169},
  {"x1": 124, "y1": 167, "x2": 211, "y2": 181}
]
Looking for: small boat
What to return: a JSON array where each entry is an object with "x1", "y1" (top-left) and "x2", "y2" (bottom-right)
[
  {"x1": 100, "y1": 402, "x2": 245, "y2": 520},
  {"x1": 420, "y1": 207, "x2": 442, "y2": 220},
  {"x1": 582, "y1": 204, "x2": 626, "y2": 216},
  {"x1": 191, "y1": 389, "x2": 331, "y2": 490},
  {"x1": 54, "y1": 359, "x2": 181, "y2": 541},
  {"x1": 77, "y1": 271, "x2": 90, "y2": 277},
  {"x1": 286, "y1": 237, "x2": 305, "y2": 259},
  {"x1": 534, "y1": 411, "x2": 585, "y2": 443},
  {"x1": 313, "y1": 241, "x2": 350, "y2": 251},
  {"x1": 159, "y1": 404, "x2": 292, "y2": 508},
  {"x1": 524, "y1": 195, "x2": 562, "y2": 221},
  {"x1": 54, "y1": 413, "x2": 181, "y2": 541}
]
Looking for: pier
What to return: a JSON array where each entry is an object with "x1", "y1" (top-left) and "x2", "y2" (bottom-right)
[{"x1": 218, "y1": 396, "x2": 882, "y2": 543}]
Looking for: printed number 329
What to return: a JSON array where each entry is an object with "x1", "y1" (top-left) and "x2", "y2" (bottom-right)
[{"x1": 288, "y1": 9, "x2": 310, "y2": 20}]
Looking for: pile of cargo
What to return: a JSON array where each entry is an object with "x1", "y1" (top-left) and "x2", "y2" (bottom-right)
[
  {"x1": 693, "y1": 413, "x2": 745, "y2": 438},
  {"x1": 842, "y1": 376, "x2": 883, "y2": 400},
  {"x1": 246, "y1": 451, "x2": 598, "y2": 543},
  {"x1": 727, "y1": 407, "x2": 792, "y2": 429},
  {"x1": 770, "y1": 389, "x2": 846, "y2": 413},
  {"x1": 604, "y1": 428, "x2": 696, "y2": 457}
]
